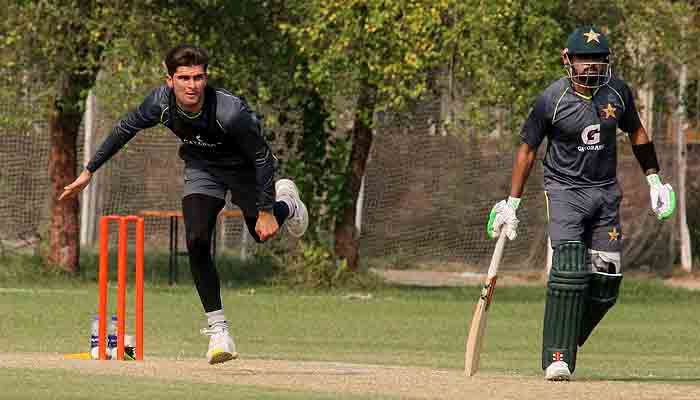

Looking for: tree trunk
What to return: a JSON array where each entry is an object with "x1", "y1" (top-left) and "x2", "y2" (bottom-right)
[
  {"x1": 334, "y1": 80, "x2": 376, "y2": 270},
  {"x1": 47, "y1": 75, "x2": 90, "y2": 272},
  {"x1": 677, "y1": 62, "x2": 692, "y2": 272}
]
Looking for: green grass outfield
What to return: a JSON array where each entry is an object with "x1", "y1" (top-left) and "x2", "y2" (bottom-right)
[
  {"x1": 0, "y1": 368, "x2": 396, "y2": 400},
  {"x1": 1, "y1": 253, "x2": 700, "y2": 398}
]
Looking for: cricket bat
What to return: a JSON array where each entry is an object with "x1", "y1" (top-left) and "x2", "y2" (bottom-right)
[{"x1": 464, "y1": 233, "x2": 507, "y2": 376}]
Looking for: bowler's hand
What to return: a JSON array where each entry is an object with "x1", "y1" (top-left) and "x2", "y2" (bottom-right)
[
  {"x1": 256, "y1": 211, "x2": 279, "y2": 242},
  {"x1": 59, "y1": 169, "x2": 92, "y2": 201}
]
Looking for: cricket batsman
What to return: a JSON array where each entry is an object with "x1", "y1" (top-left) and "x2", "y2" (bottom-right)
[{"x1": 485, "y1": 26, "x2": 675, "y2": 380}]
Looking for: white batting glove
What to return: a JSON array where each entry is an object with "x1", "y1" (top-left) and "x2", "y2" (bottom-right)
[
  {"x1": 647, "y1": 174, "x2": 675, "y2": 220},
  {"x1": 487, "y1": 197, "x2": 520, "y2": 240}
]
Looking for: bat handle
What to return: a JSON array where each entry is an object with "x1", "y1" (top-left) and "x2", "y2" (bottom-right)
[{"x1": 486, "y1": 233, "x2": 507, "y2": 279}]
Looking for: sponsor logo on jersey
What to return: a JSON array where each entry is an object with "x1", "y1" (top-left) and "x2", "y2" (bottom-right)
[
  {"x1": 578, "y1": 124, "x2": 605, "y2": 152},
  {"x1": 182, "y1": 134, "x2": 222, "y2": 148}
]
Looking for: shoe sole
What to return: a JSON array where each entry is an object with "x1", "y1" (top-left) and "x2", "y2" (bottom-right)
[
  {"x1": 208, "y1": 350, "x2": 239, "y2": 365},
  {"x1": 276, "y1": 179, "x2": 299, "y2": 198},
  {"x1": 287, "y1": 200, "x2": 308, "y2": 238},
  {"x1": 546, "y1": 372, "x2": 571, "y2": 381},
  {"x1": 276, "y1": 179, "x2": 307, "y2": 238}
]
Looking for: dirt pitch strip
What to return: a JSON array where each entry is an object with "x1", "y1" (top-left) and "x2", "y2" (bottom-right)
[{"x1": 2, "y1": 352, "x2": 699, "y2": 400}]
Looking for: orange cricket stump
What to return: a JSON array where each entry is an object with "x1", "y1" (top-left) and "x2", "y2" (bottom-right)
[{"x1": 98, "y1": 215, "x2": 145, "y2": 361}]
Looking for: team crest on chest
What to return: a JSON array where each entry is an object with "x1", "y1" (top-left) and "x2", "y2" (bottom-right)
[{"x1": 600, "y1": 103, "x2": 616, "y2": 119}]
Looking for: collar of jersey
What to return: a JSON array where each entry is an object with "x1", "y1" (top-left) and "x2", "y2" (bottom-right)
[
  {"x1": 570, "y1": 86, "x2": 601, "y2": 101},
  {"x1": 176, "y1": 104, "x2": 203, "y2": 119}
]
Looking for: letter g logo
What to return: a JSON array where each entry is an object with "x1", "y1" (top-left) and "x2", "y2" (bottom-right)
[{"x1": 581, "y1": 124, "x2": 601, "y2": 145}]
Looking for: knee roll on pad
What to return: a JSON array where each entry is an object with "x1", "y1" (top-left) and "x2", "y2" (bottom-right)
[
  {"x1": 542, "y1": 241, "x2": 590, "y2": 372},
  {"x1": 589, "y1": 250, "x2": 621, "y2": 274}
]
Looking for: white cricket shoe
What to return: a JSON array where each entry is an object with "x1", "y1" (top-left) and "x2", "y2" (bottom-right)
[
  {"x1": 545, "y1": 361, "x2": 571, "y2": 381},
  {"x1": 275, "y1": 179, "x2": 308, "y2": 238},
  {"x1": 201, "y1": 323, "x2": 238, "y2": 365}
]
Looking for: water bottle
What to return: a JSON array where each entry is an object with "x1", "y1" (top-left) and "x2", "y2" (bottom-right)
[
  {"x1": 89, "y1": 316, "x2": 100, "y2": 359},
  {"x1": 107, "y1": 315, "x2": 118, "y2": 360}
]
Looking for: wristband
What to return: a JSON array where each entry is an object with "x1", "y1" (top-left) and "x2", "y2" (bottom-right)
[{"x1": 632, "y1": 142, "x2": 660, "y2": 173}]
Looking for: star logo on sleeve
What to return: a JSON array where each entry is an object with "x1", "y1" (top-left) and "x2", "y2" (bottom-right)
[
  {"x1": 608, "y1": 226, "x2": 620, "y2": 242},
  {"x1": 601, "y1": 103, "x2": 616, "y2": 119},
  {"x1": 583, "y1": 29, "x2": 601, "y2": 43}
]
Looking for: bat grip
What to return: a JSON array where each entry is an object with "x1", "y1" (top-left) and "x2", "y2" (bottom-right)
[{"x1": 486, "y1": 233, "x2": 507, "y2": 279}]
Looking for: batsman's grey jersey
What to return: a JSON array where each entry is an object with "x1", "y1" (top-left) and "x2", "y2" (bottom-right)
[{"x1": 520, "y1": 77, "x2": 642, "y2": 190}]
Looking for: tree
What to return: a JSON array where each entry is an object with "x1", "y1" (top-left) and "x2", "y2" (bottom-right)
[
  {"x1": 444, "y1": 0, "x2": 566, "y2": 132},
  {"x1": 178, "y1": 1, "x2": 347, "y2": 244},
  {"x1": 282, "y1": 0, "x2": 452, "y2": 269},
  {"x1": 0, "y1": 1, "x2": 183, "y2": 272}
]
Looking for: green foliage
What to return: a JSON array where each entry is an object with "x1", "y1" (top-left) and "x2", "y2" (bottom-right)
[
  {"x1": 263, "y1": 241, "x2": 384, "y2": 289},
  {"x1": 280, "y1": 1, "x2": 459, "y2": 263},
  {"x1": 684, "y1": 79, "x2": 700, "y2": 121},
  {"x1": 281, "y1": 0, "x2": 452, "y2": 113},
  {"x1": 0, "y1": 252, "x2": 75, "y2": 286},
  {"x1": 2, "y1": 0, "x2": 698, "y2": 274},
  {"x1": 167, "y1": 2, "x2": 348, "y2": 240},
  {"x1": 167, "y1": 1, "x2": 302, "y2": 108},
  {"x1": 91, "y1": 42, "x2": 166, "y2": 122},
  {"x1": 446, "y1": 0, "x2": 565, "y2": 131},
  {"x1": 282, "y1": 91, "x2": 353, "y2": 240},
  {"x1": 0, "y1": 0, "x2": 187, "y2": 128},
  {"x1": 275, "y1": 242, "x2": 344, "y2": 288},
  {"x1": 0, "y1": 244, "x2": 383, "y2": 290},
  {"x1": 566, "y1": 0, "x2": 699, "y2": 107}
]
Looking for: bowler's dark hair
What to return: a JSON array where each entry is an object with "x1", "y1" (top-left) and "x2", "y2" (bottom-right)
[{"x1": 164, "y1": 44, "x2": 209, "y2": 76}]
